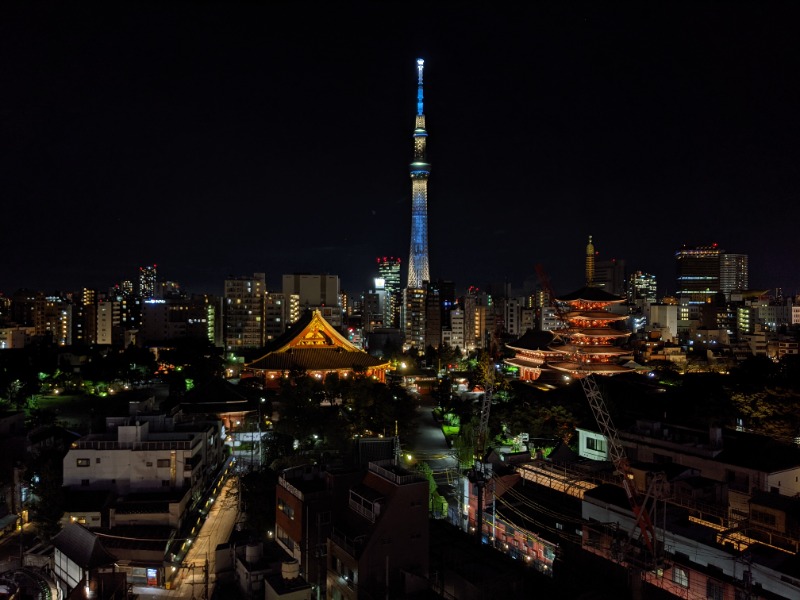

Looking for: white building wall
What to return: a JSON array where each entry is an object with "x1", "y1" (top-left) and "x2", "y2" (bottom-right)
[
  {"x1": 576, "y1": 428, "x2": 609, "y2": 462},
  {"x1": 449, "y1": 309, "x2": 465, "y2": 350},
  {"x1": 54, "y1": 548, "x2": 83, "y2": 595},
  {"x1": 648, "y1": 304, "x2": 678, "y2": 342},
  {"x1": 766, "y1": 468, "x2": 800, "y2": 497}
]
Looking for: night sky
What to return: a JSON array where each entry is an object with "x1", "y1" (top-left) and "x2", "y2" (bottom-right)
[{"x1": 2, "y1": 2, "x2": 799, "y2": 298}]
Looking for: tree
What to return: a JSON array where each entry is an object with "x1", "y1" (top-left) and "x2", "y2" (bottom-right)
[{"x1": 27, "y1": 447, "x2": 65, "y2": 541}]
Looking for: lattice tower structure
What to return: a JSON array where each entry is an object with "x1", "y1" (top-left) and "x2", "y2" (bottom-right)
[{"x1": 407, "y1": 58, "x2": 431, "y2": 288}]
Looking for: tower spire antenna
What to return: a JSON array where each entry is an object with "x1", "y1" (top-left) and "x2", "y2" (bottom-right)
[{"x1": 416, "y1": 58, "x2": 425, "y2": 115}]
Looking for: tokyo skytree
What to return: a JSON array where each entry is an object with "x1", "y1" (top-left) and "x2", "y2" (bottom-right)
[{"x1": 407, "y1": 58, "x2": 431, "y2": 289}]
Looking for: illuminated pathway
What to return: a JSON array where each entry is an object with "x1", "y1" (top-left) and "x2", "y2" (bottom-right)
[{"x1": 133, "y1": 475, "x2": 239, "y2": 600}]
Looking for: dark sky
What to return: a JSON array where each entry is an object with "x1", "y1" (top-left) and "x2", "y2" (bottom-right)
[{"x1": 2, "y1": 1, "x2": 799, "y2": 298}]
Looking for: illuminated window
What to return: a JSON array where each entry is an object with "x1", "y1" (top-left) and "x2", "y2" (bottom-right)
[
  {"x1": 585, "y1": 437, "x2": 606, "y2": 453},
  {"x1": 76, "y1": 458, "x2": 90, "y2": 467},
  {"x1": 671, "y1": 566, "x2": 688, "y2": 587}
]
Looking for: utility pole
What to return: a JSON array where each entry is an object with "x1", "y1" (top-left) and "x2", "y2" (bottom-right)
[{"x1": 203, "y1": 556, "x2": 209, "y2": 600}]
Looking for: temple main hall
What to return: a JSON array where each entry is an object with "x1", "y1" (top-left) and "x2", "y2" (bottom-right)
[{"x1": 244, "y1": 309, "x2": 390, "y2": 387}]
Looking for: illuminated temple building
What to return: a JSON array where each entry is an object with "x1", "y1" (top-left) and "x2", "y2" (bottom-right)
[
  {"x1": 244, "y1": 309, "x2": 390, "y2": 387},
  {"x1": 546, "y1": 286, "x2": 633, "y2": 376},
  {"x1": 503, "y1": 330, "x2": 560, "y2": 381}
]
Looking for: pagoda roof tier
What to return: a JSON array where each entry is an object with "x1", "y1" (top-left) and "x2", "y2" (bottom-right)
[
  {"x1": 504, "y1": 329, "x2": 557, "y2": 352},
  {"x1": 504, "y1": 357, "x2": 552, "y2": 370},
  {"x1": 547, "y1": 361, "x2": 634, "y2": 376},
  {"x1": 550, "y1": 345, "x2": 630, "y2": 356},
  {"x1": 562, "y1": 327, "x2": 631, "y2": 338},
  {"x1": 564, "y1": 310, "x2": 628, "y2": 322},
  {"x1": 556, "y1": 286, "x2": 626, "y2": 303}
]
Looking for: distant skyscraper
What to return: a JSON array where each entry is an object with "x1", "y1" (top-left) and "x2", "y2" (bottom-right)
[
  {"x1": 377, "y1": 257, "x2": 401, "y2": 328},
  {"x1": 595, "y1": 258, "x2": 626, "y2": 296},
  {"x1": 720, "y1": 253, "x2": 749, "y2": 299},
  {"x1": 675, "y1": 244, "x2": 722, "y2": 304},
  {"x1": 407, "y1": 58, "x2": 431, "y2": 288},
  {"x1": 139, "y1": 265, "x2": 157, "y2": 300}
]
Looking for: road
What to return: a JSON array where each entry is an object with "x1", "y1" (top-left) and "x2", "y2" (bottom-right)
[
  {"x1": 405, "y1": 398, "x2": 462, "y2": 518},
  {"x1": 132, "y1": 475, "x2": 239, "y2": 600}
]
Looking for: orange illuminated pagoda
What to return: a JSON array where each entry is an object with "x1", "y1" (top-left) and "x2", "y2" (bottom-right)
[
  {"x1": 504, "y1": 330, "x2": 561, "y2": 381},
  {"x1": 547, "y1": 285, "x2": 633, "y2": 376},
  {"x1": 544, "y1": 235, "x2": 634, "y2": 376},
  {"x1": 244, "y1": 309, "x2": 390, "y2": 387}
]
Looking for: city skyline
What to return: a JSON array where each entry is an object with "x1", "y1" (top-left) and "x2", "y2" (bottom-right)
[{"x1": 2, "y1": 2, "x2": 800, "y2": 298}]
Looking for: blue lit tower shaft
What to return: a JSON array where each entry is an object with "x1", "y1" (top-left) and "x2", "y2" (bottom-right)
[{"x1": 407, "y1": 58, "x2": 431, "y2": 289}]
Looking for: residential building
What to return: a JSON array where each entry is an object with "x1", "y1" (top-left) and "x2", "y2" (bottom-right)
[
  {"x1": 327, "y1": 459, "x2": 429, "y2": 599},
  {"x1": 224, "y1": 273, "x2": 267, "y2": 352},
  {"x1": 96, "y1": 299, "x2": 120, "y2": 346},
  {"x1": 139, "y1": 265, "x2": 158, "y2": 300},
  {"x1": 403, "y1": 287, "x2": 426, "y2": 353}
]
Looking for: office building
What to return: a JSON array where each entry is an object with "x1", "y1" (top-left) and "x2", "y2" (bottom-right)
[
  {"x1": 675, "y1": 244, "x2": 722, "y2": 305},
  {"x1": 627, "y1": 271, "x2": 657, "y2": 305}
]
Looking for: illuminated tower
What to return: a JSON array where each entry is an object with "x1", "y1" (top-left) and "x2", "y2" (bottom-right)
[
  {"x1": 407, "y1": 58, "x2": 431, "y2": 288},
  {"x1": 585, "y1": 235, "x2": 595, "y2": 287}
]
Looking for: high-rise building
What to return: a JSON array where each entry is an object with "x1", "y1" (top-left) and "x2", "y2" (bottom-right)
[
  {"x1": 96, "y1": 299, "x2": 120, "y2": 345},
  {"x1": 720, "y1": 253, "x2": 749, "y2": 299},
  {"x1": 407, "y1": 58, "x2": 431, "y2": 289},
  {"x1": 376, "y1": 257, "x2": 401, "y2": 328},
  {"x1": 265, "y1": 292, "x2": 288, "y2": 342},
  {"x1": 73, "y1": 288, "x2": 97, "y2": 345},
  {"x1": 281, "y1": 274, "x2": 341, "y2": 327},
  {"x1": 138, "y1": 265, "x2": 158, "y2": 300},
  {"x1": 403, "y1": 287, "x2": 426, "y2": 353},
  {"x1": 676, "y1": 244, "x2": 723, "y2": 304},
  {"x1": 628, "y1": 271, "x2": 658, "y2": 304},
  {"x1": 595, "y1": 258, "x2": 626, "y2": 297},
  {"x1": 224, "y1": 273, "x2": 266, "y2": 352},
  {"x1": 424, "y1": 281, "x2": 442, "y2": 349},
  {"x1": 363, "y1": 278, "x2": 388, "y2": 333}
]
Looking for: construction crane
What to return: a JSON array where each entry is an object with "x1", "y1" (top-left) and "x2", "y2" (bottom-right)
[
  {"x1": 534, "y1": 263, "x2": 662, "y2": 566},
  {"x1": 471, "y1": 360, "x2": 494, "y2": 543}
]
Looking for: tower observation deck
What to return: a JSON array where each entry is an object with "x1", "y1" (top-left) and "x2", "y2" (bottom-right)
[{"x1": 407, "y1": 58, "x2": 431, "y2": 289}]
